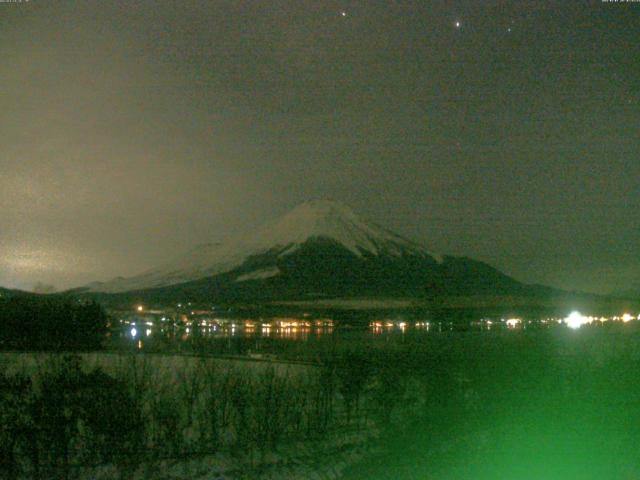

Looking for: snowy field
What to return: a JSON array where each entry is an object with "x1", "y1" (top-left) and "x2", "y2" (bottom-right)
[
  {"x1": 0, "y1": 351, "x2": 309, "y2": 381},
  {"x1": 0, "y1": 351, "x2": 379, "y2": 479}
]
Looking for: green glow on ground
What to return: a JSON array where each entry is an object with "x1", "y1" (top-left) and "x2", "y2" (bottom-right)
[{"x1": 343, "y1": 328, "x2": 640, "y2": 479}]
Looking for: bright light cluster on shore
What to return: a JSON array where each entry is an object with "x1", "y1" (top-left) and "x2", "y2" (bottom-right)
[
  {"x1": 565, "y1": 311, "x2": 589, "y2": 329},
  {"x1": 506, "y1": 318, "x2": 521, "y2": 328},
  {"x1": 117, "y1": 303, "x2": 640, "y2": 340},
  {"x1": 563, "y1": 311, "x2": 640, "y2": 329}
]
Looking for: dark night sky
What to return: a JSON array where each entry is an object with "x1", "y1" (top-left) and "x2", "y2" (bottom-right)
[{"x1": 1, "y1": 0, "x2": 638, "y2": 293}]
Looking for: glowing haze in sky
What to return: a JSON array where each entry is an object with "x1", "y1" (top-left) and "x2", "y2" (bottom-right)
[{"x1": 0, "y1": 0, "x2": 638, "y2": 293}]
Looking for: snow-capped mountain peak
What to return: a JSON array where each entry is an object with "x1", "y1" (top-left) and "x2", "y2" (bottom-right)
[
  {"x1": 252, "y1": 199, "x2": 427, "y2": 257},
  {"x1": 85, "y1": 200, "x2": 440, "y2": 293}
]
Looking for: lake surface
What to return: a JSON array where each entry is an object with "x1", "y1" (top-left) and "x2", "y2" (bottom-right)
[{"x1": 109, "y1": 314, "x2": 640, "y2": 358}]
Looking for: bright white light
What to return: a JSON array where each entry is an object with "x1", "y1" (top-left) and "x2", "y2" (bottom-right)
[
  {"x1": 136, "y1": 305, "x2": 143, "y2": 312},
  {"x1": 565, "y1": 311, "x2": 587, "y2": 330},
  {"x1": 455, "y1": 20, "x2": 461, "y2": 28},
  {"x1": 506, "y1": 318, "x2": 521, "y2": 328},
  {"x1": 622, "y1": 313, "x2": 633, "y2": 323},
  {"x1": 130, "y1": 327, "x2": 138, "y2": 338},
  {"x1": 145, "y1": 329, "x2": 152, "y2": 336}
]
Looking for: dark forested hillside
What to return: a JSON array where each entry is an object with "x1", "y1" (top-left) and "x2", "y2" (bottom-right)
[{"x1": 0, "y1": 295, "x2": 108, "y2": 350}]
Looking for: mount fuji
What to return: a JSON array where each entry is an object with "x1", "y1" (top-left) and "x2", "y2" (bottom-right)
[{"x1": 80, "y1": 200, "x2": 540, "y2": 302}]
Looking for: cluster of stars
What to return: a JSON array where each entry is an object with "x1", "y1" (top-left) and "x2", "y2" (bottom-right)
[{"x1": 338, "y1": 12, "x2": 514, "y2": 34}]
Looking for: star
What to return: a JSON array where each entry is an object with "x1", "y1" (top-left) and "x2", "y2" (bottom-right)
[{"x1": 455, "y1": 20, "x2": 461, "y2": 29}]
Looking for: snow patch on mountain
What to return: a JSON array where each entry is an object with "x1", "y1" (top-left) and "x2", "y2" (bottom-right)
[
  {"x1": 235, "y1": 267, "x2": 280, "y2": 283},
  {"x1": 253, "y1": 200, "x2": 431, "y2": 258}
]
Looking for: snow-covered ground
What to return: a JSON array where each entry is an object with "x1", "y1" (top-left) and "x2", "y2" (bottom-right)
[
  {"x1": 0, "y1": 351, "x2": 309, "y2": 380},
  {"x1": 84, "y1": 427, "x2": 380, "y2": 480}
]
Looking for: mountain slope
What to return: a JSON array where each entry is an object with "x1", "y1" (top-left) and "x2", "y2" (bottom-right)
[
  {"x1": 0, "y1": 286, "x2": 34, "y2": 298},
  {"x1": 86, "y1": 200, "x2": 442, "y2": 294},
  {"x1": 81, "y1": 200, "x2": 542, "y2": 303},
  {"x1": 612, "y1": 287, "x2": 640, "y2": 300}
]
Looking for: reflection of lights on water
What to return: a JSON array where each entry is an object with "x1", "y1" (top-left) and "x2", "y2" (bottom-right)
[
  {"x1": 415, "y1": 321, "x2": 430, "y2": 331},
  {"x1": 123, "y1": 313, "x2": 640, "y2": 344}
]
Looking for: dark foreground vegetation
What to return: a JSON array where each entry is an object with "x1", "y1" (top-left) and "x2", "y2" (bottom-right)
[
  {"x1": 3, "y1": 324, "x2": 640, "y2": 479},
  {"x1": 1, "y1": 351, "x2": 381, "y2": 479},
  {"x1": 2, "y1": 292, "x2": 640, "y2": 480},
  {"x1": 0, "y1": 296, "x2": 108, "y2": 351}
]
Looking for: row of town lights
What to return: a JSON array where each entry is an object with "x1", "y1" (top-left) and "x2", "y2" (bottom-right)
[{"x1": 132, "y1": 305, "x2": 638, "y2": 336}]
